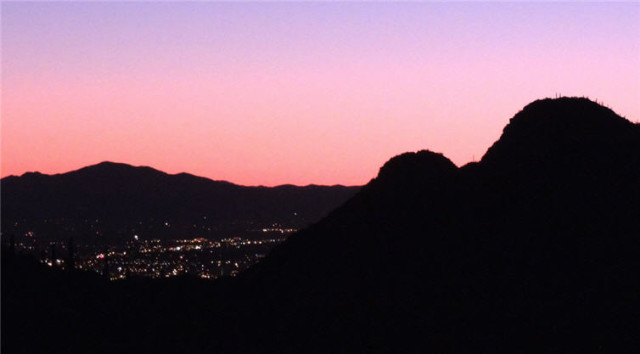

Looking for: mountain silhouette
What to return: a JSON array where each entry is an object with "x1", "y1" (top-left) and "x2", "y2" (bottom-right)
[
  {"x1": 482, "y1": 97, "x2": 639, "y2": 176},
  {"x1": 1, "y1": 162, "x2": 360, "y2": 243},
  {"x1": 234, "y1": 97, "x2": 640, "y2": 352},
  {"x1": 3, "y1": 97, "x2": 640, "y2": 353}
]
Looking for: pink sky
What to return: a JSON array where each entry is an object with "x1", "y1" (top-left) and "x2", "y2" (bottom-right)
[{"x1": 2, "y1": 2, "x2": 639, "y2": 186}]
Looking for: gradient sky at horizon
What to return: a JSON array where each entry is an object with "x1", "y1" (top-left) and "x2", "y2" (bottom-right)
[{"x1": 2, "y1": 2, "x2": 639, "y2": 186}]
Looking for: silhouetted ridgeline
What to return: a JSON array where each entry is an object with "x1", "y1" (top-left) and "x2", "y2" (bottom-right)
[
  {"x1": 3, "y1": 97, "x2": 640, "y2": 353},
  {"x1": 1, "y1": 163, "x2": 360, "y2": 243}
]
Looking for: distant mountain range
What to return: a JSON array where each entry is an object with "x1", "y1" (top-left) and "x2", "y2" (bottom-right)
[
  {"x1": 1, "y1": 162, "x2": 360, "y2": 242},
  {"x1": 3, "y1": 97, "x2": 640, "y2": 352}
]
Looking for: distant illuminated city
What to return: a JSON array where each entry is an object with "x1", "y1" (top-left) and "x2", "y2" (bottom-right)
[{"x1": 11, "y1": 223, "x2": 295, "y2": 280}]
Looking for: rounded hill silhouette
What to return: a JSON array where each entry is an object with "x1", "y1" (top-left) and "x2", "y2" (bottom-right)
[
  {"x1": 482, "y1": 97, "x2": 640, "y2": 176},
  {"x1": 377, "y1": 150, "x2": 457, "y2": 184}
]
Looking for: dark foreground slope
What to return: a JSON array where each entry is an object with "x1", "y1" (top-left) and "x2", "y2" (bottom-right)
[{"x1": 3, "y1": 98, "x2": 640, "y2": 353}]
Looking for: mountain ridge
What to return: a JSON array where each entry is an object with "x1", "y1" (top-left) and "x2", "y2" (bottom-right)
[
  {"x1": 1, "y1": 162, "x2": 361, "y2": 243},
  {"x1": 4, "y1": 160, "x2": 358, "y2": 189}
]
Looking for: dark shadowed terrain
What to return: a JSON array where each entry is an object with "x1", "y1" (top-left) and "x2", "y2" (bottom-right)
[{"x1": 3, "y1": 97, "x2": 640, "y2": 353}]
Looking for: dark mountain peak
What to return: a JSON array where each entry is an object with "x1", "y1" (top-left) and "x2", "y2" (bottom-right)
[
  {"x1": 71, "y1": 161, "x2": 165, "y2": 178},
  {"x1": 505, "y1": 97, "x2": 633, "y2": 137},
  {"x1": 78, "y1": 161, "x2": 137, "y2": 171},
  {"x1": 94, "y1": 161, "x2": 131, "y2": 168},
  {"x1": 376, "y1": 150, "x2": 457, "y2": 184},
  {"x1": 19, "y1": 171, "x2": 44, "y2": 178},
  {"x1": 3, "y1": 171, "x2": 47, "y2": 184},
  {"x1": 480, "y1": 97, "x2": 640, "y2": 172}
]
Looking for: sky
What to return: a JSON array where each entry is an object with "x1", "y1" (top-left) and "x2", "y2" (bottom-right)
[{"x1": 2, "y1": 2, "x2": 639, "y2": 186}]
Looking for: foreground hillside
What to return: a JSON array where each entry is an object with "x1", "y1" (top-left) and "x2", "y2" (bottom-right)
[
  {"x1": 236, "y1": 97, "x2": 640, "y2": 352},
  {"x1": 3, "y1": 97, "x2": 640, "y2": 353}
]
